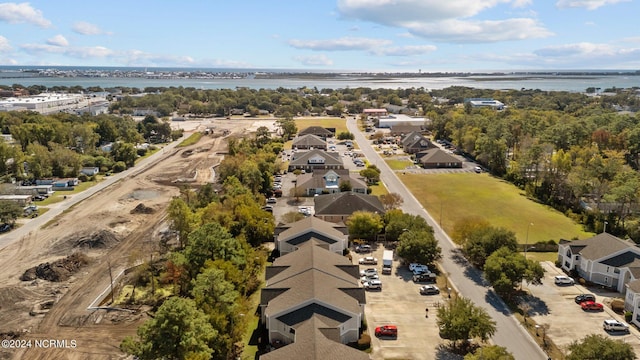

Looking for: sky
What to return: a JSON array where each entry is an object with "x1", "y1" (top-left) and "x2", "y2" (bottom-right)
[{"x1": 0, "y1": 0, "x2": 638, "y2": 72}]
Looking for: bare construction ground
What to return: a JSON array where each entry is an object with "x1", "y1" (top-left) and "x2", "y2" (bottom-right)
[{"x1": 0, "y1": 118, "x2": 275, "y2": 360}]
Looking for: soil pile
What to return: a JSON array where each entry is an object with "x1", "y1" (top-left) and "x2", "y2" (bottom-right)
[
  {"x1": 20, "y1": 253, "x2": 90, "y2": 282},
  {"x1": 130, "y1": 203, "x2": 155, "y2": 214},
  {"x1": 72, "y1": 230, "x2": 120, "y2": 250}
]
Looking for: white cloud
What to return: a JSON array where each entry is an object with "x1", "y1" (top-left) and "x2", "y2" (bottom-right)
[
  {"x1": 372, "y1": 45, "x2": 437, "y2": 56},
  {"x1": 407, "y1": 18, "x2": 553, "y2": 43},
  {"x1": 293, "y1": 54, "x2": 334, "y2": 66},
  {"x1": 0, "y1": 2, "x2": 51, "y2": 27},
  {"x1": 288, "y1": 37, "x2": 392, "y2": 51},
  {"x1": 72, "y1": 21, "x2": 109, "y2": 35},
  {"x1": 336, "y1": 0, "x2": 552, "y2": 43},
  {"x1": 0, "y1": 36, "x2": 12, "y2": 51},
  {"x1": 556, "y1": 0, "x2": 630, "y2": 10},
  {"x1": 46, "y1": 35, "x2": 69, "y2": 47},
  {"x1": 534, "y1": 42, "x2": 616, "y2": 57}
]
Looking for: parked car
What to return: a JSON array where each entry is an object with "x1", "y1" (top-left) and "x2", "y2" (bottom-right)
[
  {"x1": 419, "y1": 285, "x2": 440, "y2": 295},
  {"x1": 355, "y1": 244, "x2": 372, "y2": 253},
  {"x1": 266, "y1": 197, "x2": 277, "y2": 204},
  {"x1": 359, "y1": 256, "x2": 378, "y2": 265},
  {"x1": 33, "y1": 195, "x2": 46, "y2": 201},
  {"x1": 360, "y1": 268, "x2": 378, "y2": 277},
  {"x1": 360, "y1": 274, "x2": 380, "y2": 283},
  {"x1": 474, "y1": 166, "x2": 482, "y2": 173},
  {"x1": 554, "y1": 275, "x2": 575, "y2": 285},
  {"x1": 413, "y1": 273, "x2": 436, "y2": 283},
  {"x1": 262, "y1": 205, "x2": 273, "y2": 213},
  {"x1": 0, "y1": 223, "x2": 11, "y2": 233},
  {"x1": 581, "y1": 301, "x2": 604, "y2": 311},
  {"x1": 603, "y1": 319, "x2": 630, "y2": 333},
  {"x1": 575, "y1": 294, "x2": 596, "y2": 304},
  {"x1": 375, "y1": 325, "x2": 398, "y2": 338},
  {"x1": 363, "y1": 279, "x2": 382, "y2": 291}
]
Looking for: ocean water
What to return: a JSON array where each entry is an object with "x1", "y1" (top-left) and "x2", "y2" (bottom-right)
[{"x1": 0, "y1": 66, "x2": 638, "y2": 92}]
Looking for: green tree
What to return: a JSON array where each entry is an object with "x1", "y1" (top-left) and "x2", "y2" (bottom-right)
[
  {"x1": 337, "y1": 131, "x2": 355, "y2": 140},
  {"x1": 464, "y1": 345, "x2": 514, "y2": 360},
  {"x1": 168, "y1": 198, "x2": 195, "y2": 248},
  {"x1": 359, "y1": 166, "x2": 381, "y2": 184},
  {"x1": 483, "y1": 247, "x2": 544, "y2": 300},
  {"x1": 112, "y1": 141, "x2": 138, "y2": 167},
  {"x1": 183, "y1": 222, "x2": 245, "y2": 278},
  {"x1": 346, "y1": 211, "x2": 384, "y2": 241},
  {"x1": 276, "y1": 118, "x2": 297, "y2": 140},
  {"x1": 566, "y1": 334, "x2": 636, "y2": 360},
  {"x1": 463, "y1": 226, "x2": 518, "y2": 268},
  {"x1": 120, "y1": 297, "x2": 216, "y2": 360},
  {"x1": 437, "y1": 297, "x2": 496, "y2": 352},
  {"x1": 0, "y1": 200, "x2": 23, "y2": 225},
  {"x1": 339, "y1": 180, "x2": 352, "y2": 192},
  {"x1": 396, "y1": 229, "x2": 441, "y2": 265},
  {"x1": 379, "y1": 192, "x2": 403, "y2": 210}
]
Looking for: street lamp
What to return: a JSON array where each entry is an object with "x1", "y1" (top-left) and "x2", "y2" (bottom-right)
[
  {"x1": 603, "y1": 221, "x2": 608, "y2": 234},
  {"x1": 524, "y1": 222, "x2": 533, "y2": 260}
]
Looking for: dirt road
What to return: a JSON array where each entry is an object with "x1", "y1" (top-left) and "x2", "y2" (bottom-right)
[{"x1": 0, "y1": 118, "x2": 273, "y2": 360}]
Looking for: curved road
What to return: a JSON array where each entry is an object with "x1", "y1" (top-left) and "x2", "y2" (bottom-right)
[
  {"x1": 0, "y1": 139, "x2": 183, "y2": 250},
  {"x1": 347, "y1": 118, "x2": 548, "y2": 360}
]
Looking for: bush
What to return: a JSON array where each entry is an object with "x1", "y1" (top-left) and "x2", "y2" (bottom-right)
[
  {"x1": 579, "y1": 278, "x2": 586, "y2": 286},
  {"x1": 112, "y1": 161, "x2": 127, "y2": 173},
  {"x1": 77, "y1": 174, "x2": 89, "y2": 182},
  {"x1": 625, "y1": 311, "x2": 633, "y2": 322},
  {"x1": 357, "y1": 334, "x2": 371, "y2": 350},
  {"x1": 611, "y1": 299, "x2": 625, "y2": 314}
]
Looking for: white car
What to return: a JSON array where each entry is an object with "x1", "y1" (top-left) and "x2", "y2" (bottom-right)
[
  {"x1": 410, "y1": 263, "x2": 430, "y2": 273},
  {"x1": 359, "y1": 256, "x2": 378, "y2": 265},
  {"x1": 360, "y1": 268, "x2": 378, "y2": 277},
  {"x1": 360, "y1": 274, "x2": 380, "y2": 284},
  {"x1": 363, "y1": 279, "x2": 382, "y2": 290},
  {"x1": 554, "y1": 275, "x2": 575, "y2": 285},
  {"x1": 603, "y1": 319, "x2": 630, "y2": 333}
]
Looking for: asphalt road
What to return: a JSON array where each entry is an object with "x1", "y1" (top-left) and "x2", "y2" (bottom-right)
[
  {"x1": 0, "y1": 139, "x2": 183, "y2": 250},
  {"x1": 347, "y1": 118, "x2": 549, "y2": 360}
]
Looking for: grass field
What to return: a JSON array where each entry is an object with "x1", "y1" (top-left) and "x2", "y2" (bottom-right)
[
  {"x1": 384, "y1": 159, "x2": 414, "y2": 170},
  {"x1": 402, "y1": 173, "x2": 594, "y2": 244},
  {"x1": 177, "y1": 132, "x2": 203, "y2": 147},
  {"x1": 294, "y1": 118, "x2": 347, "y2": 135}
]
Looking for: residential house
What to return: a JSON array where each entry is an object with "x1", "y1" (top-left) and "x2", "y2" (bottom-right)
[
  {"x1": 401, "y1": 131, "x2": 435, "y2": 154},
  {"x1": 296, "y1": 169, "x2": 368, "y2": 196},
  {"x1": 416, "y1": 148, "x2": 463, "y2": 169},
  {"x1": 558, "y1": 233, "x2": 640, "y2": 293},
  {"x1": 80, "y1": 167, "x2": 99, "y2": 176},
  {"x1": 275, "y1": 216, "x2": 348, "y2": 255},
  {"x1": 288, "y1": 150, "x2": 344, "y2": 173},
  {"x1": 0, "y1": 194, "x2": 32, "y2": 206},
  {"x1": 363, "y1": 109, "x2": 388, "y2": 118},
  {"x1": 292, "y1": 134, "x2": 327, "y2": 150},
  {"x1": 624, "y1": 281, "x2": 640, "y2": 329},
  {"x1": 260, "y1": 242, "x2": 366, "y2": 350},
  {"x1": 314, "y1": 192, "x2": 385, "y2": 223},
  {"x1": 389, "y1": 125, "x2": 424, "y2": 137},
  {"x1": 298, "y1": 126, "x2": 334, "y2": 140}
]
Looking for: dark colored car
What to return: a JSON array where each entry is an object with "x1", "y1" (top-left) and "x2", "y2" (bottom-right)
[
  {"x1": 0, "y1": 223, "x2": 11, "y2": 233},
  {"x1": 575, "y1": 294, "x2": 596, "y2": 304}
]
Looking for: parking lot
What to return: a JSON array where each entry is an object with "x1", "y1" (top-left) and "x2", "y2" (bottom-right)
[
  {"x1": 354, "y1": 245, "x2": 449, "y2": 360},
  {"x1": 528, "y1": 262, "x2": 640, "y2": 354}
]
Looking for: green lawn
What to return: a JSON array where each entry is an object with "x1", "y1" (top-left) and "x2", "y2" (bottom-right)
[
  {"x1": 294, "y1": 118, "x2": 348, "y2": 135},
  {"x1": 402, "y1": 173, "x2": 594, "y2": 244},
  {"x1": 384, "y1": 159, "x2": 414, "y2": 170},
  {"x1": 177, "y1": 132, "x2": 203, "y2": 147},
  {"x1": 368, "y1": 182, "x2": 389, "y2": 197}
]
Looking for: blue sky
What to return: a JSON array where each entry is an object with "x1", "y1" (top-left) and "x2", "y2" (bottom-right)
[{"x1": 0, "y1": 0, "x2": 638, "y2": 71}]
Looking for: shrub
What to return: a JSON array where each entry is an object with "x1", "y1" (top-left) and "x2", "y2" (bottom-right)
[
  {"x1": 112, "y1": 161, "x2": 127, "y2": 173},
  {"x1": 611, "y1": 299, "x2": 625, "y2": 314},
  {"x1": 625, "y1": 311, "x2": 633, "y2": 322},
  {"x1": 579, "y1": 278, "x2": 586, "y2": 286},
  {"x1": 357, "y1": 333, "x2": 371, "y2": 350},
  {"x1": 77, "y1": 174, "x2": 89, "y2": 182}
]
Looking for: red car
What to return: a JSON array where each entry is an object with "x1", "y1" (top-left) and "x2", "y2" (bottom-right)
[
  {"x1": 581, "y1": 301, "x2": 604, "y2": 311},
  {"x1": 374, "y1": 325, "x2": 398, "y2": 337}
]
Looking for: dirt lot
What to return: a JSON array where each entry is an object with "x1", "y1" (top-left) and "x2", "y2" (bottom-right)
[{"x1": 0, "y1": 118, "x2": 276, "y2": 360}]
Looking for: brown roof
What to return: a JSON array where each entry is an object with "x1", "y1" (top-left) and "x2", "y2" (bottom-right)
[
  {"x1": 277, "y1": 217, "x2": 347, "y2": 246},
  {"x1": 263, "y1": 242, "x2": 364, "y2": 317},
  {"x1": 314, "y1": 192, "x2": 385, "y2": 216},
  {"x1": 259, "y1": 316, "x2": 370, "y2": 360},
  {"x1": 299, "y1": 126, "x2": 334, "y2": 137},
  {"x1": 418, "y1": 148, "x2": 462, "y2": 165}
]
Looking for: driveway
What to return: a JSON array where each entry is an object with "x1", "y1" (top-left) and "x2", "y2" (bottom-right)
[{"x1": 528, "y1": 262, "x2": 640, "y2": 354}]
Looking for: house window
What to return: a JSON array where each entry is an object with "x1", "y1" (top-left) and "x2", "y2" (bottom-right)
[
  {"x1": 607, "y1": 266, "x2": 610, "y2": 272},
  {"x1": 604, "y1": 276, "x2": 609, "y2": 284},
  {"x1": 614, "y1": 268, "x2": 620, "y2": 274},
  {"x1": 566, "y1": 249, "x2": 572, "y2": 257}
]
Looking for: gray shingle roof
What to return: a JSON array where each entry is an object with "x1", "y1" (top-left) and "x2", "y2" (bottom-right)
[
  {"x1": 297, "y1": 169, "x2": 367, "y2": 191},
  {"x1": 289, "y1": 150, "x2": 343, "y2": 167},
  {"x1": 299, "y1": 126, "x2": 334, "y2": 137},
  {"x1": 292, "y1": 134, "x2": 327, "y2": 148},
  {"x1": 566, "y1": 233, "x2": 638, "y2": 261},
  {"x1": 278, "y1": 217, "x2": 346, "y2": 245},
  {"x1": 601, "y1": 251, "x2": 640, "y2": 267},
  {"x1": 314, "y1": 192, "x2": 385, "y2": 216}
]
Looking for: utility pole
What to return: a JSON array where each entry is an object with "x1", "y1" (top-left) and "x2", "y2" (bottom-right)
[{"x1": 108, "y1": 260, "x2": 114, "y2": 304}]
